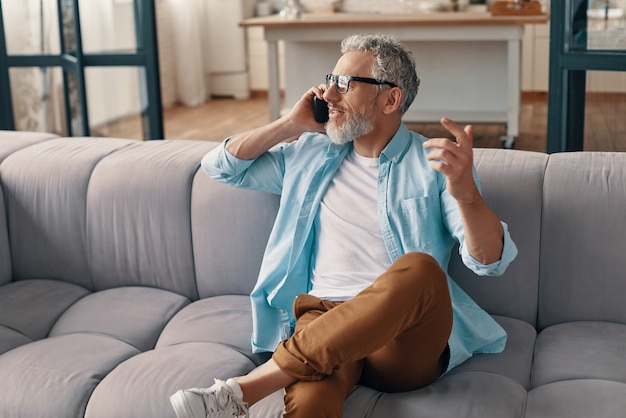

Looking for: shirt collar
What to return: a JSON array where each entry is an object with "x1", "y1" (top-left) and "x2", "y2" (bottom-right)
[
  {"x1": 324, "y1": 141, "x2": 350, "y2": 159},
  {"x1": 380, "y1": 123, "x2": 411, "y2": 164}
]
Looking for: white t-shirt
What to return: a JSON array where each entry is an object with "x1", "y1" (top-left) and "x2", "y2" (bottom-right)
[{"x1": 309, "y1": 148, "x2": 392, "y2": 301}]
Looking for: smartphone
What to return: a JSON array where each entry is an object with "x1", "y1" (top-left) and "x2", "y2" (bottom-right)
[{"x1": 313, "y1": 96, "x2": 329, "y2": 123}]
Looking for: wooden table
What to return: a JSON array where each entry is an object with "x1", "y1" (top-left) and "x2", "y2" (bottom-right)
[{"x1": 241, "y1": 12, "x2": 548, "y2": 147}]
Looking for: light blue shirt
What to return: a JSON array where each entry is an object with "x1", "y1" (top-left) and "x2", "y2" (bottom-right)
[{"x1": 202, "y1": 123, "x2": 518, "y2": 372}]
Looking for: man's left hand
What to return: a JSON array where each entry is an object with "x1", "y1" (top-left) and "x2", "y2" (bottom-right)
[{"x1": 423, "y1": 117, "x2": 480, "y2": 205}]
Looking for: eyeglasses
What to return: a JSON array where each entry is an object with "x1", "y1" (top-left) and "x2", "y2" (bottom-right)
[{"x1": 325, "y1": 73, "x2": 398, "y2": 94}]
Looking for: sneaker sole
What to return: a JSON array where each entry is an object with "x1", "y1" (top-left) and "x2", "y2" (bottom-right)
[{"x1": 170, "y1": 390, "x2": 199, "y2": 418}]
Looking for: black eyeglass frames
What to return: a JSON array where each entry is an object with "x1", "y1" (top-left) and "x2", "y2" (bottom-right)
[{"x1": 325, "y1": 73, "x2": 398, "y2": 94}]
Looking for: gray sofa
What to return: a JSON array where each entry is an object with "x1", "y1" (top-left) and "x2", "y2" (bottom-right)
[{"x1": 1, "y1": 130, "x2": 625, "y2": 418}]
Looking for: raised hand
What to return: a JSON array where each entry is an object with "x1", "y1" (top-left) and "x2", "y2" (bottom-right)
[{"x1": 423, "y1": 117, "x2": 479, "y2": 205}]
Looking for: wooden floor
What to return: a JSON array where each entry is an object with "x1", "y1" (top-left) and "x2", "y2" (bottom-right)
[{"x1": 93, "y1": 92, "x2": 626, "y2": 153}]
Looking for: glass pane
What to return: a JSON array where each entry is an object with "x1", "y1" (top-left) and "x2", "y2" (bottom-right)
[
  {"x1": 584, "y1": 70, "x2": 626, "y2": 151},
  {"x1": 9, "y1": 67, "x2": 65, "y2": 133},
  {"x1": 78, "y1": 0, "x2": 138, "y2": 54},
  {"x1": 60, "y1": 0, "x2": 77, "y2": 54},
  {"x1": 3, "y1": 0, "x2": 61, "y2": 55},
  {"x1": 85, "y1": 67, "x2": 143, "y2": 139},
  {"x1": 572, "y1": 0, "x2": 626, "y2": 50},
  {"x1": 66, "y1": 71, "x2": 86, "y2": 135}
]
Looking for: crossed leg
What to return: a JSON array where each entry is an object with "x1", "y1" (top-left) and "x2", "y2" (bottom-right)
[{"x1": 238, "y1": 252, "x2": 453, "y2": 417}]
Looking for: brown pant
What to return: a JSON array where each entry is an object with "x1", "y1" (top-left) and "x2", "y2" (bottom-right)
[{"x1": 272, "y1": 252, "x2": 453, "y2": 418}]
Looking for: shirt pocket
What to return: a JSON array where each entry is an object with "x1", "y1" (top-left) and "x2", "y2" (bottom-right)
[{"x1": 400, "y1": 196, "x2": 442, "y2": 251}]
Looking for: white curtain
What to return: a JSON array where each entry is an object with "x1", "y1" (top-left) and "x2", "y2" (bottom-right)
[{"x1": 162, "y1": 0, "x2": 211, "y2": 107}]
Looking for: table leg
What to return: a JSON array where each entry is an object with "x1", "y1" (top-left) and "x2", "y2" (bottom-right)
[
  {"x1": 267, "y1": 40, "x2": 281, "y2": 121},
  {"x1": 504, "y1": 38, "x2": 521, "y2": 147}
]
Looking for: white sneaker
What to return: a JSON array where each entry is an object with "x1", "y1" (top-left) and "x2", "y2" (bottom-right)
[{"x1": 170, "y1": 379, "x2": 249, "y2": 418}]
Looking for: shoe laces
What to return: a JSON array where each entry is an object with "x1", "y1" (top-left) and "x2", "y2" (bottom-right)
[{"x1": 202, "y1": 379, "x2": 249, "y2": 418}]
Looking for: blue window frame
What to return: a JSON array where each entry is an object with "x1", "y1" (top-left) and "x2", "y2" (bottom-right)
[{"x1": 0, "y1": 0, "x2": 163, "y2": 139}]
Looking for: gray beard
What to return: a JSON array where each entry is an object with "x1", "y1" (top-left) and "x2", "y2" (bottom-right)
[{"x1": 326, "y1": 108, "x2": 375, "y2": 145}]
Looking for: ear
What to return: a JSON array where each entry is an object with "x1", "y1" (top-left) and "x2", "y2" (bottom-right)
[{"x1": 381, "y1": 87, "x2": 403, "y2": 115}]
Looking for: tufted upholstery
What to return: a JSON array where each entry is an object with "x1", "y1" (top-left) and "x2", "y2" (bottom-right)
[{"x1": 0, "y1": 131, "x2": 625, "y2": 417}]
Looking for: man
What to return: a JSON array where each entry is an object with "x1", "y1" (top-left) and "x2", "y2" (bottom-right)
[{"x1": 170, "y1": 34, "x2": 517, "y2": 418}]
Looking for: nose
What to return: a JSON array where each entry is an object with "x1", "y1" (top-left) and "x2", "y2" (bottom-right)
[{"x1": 322, "y1": 84, "x2": 338, "y2": 102}]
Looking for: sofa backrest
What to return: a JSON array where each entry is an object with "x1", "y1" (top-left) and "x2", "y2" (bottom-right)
[
  {"x1": 3, "y1": 133, "x2": 624, "y2": 330},
  {"x1": 0, "y1": 131, "x2": 59, "y2": 161},
  {"x1": 448, "y1": 149, "x2": 548, "y2": 327},
  {"x1": 0, "y1": 132, "x2": 59, "y2": 287},
  {"x1": 537, "y1": 152, "x2": 626, "y2": 330},
  {"x1": 0, "y1": 137, "x2": 216, "y2": 300},
  {"x1": 85, "y1": 139, "x2": 215, "y2": 299},
  {"x1": 1, "y1": 138, "x2": 135, "y2": 289},
  {"x1": 0, "y1": 183, "x2": 10, "y2": 287},
  {"x1": 191, "y1": 164, "x2": 280, "y2": 299},
  {"x1": 189, "y1": 145, "x2": 549, "y2": 322}
]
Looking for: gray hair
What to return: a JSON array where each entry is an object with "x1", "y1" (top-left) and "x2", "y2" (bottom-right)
[{"x1": 341, "y1": 34, "x2": 419, "y2": 114}]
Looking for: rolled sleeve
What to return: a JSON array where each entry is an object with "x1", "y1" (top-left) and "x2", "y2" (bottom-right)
[
  {"x1": 201, "y1": 139, "x2": 254, "y2": 182},
  {"x1": 460, "y1": 221, "x2": 518, "y2": 276}
]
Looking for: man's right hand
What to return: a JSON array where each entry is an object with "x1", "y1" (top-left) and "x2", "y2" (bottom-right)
[
  {"x1": 225, "y1": 86, "x2": 327, "y2": 160},
  {"x1": 285, "y1": 85, "x2": 328, "y2": 134}
]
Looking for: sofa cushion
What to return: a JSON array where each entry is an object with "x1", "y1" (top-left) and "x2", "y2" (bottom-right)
[
  {"x1": 49, "y1": 286, "x2": 190, "y2": 352},
  {"x1": 0, "y1": 184, "x2": 10, "y2": 287},
  {"x1": 0, "y1": 131, "x2": 65, "y2": 286},
  {"x1": 0, "y1": 131, "x2": 58, "y2": 161},
  {"x1": 525, "y1": 380, "x2": 626, "y2": 418},
  {"x1": 0, "y1": 333, "x2": 139, "y2": 417},
  {"x1": 450, "y1": 315, "x2": 536, "y2": 389},
  {"x1": 85, "y1": 342, "x2": 258, "y2": 418},
  {"x1": 86, "y1": 140, "x2": 215, "y2": 299},
  {"x1": 449, "y1": 149, "x2": 548, "y2": 327},
  {"x1": 528, "y1": 320, "x2": 626, "y2": 417},
  {"x1": 530, "y1": 321, "x2": 626, "y2": 388},
  {"x1": 539, "y1": 152, "x2": 626, "y2": 328},
  {"x1": 0, "y1": 326, "x2": 31, "y2": 355},
  {"x1": 0, "y1": 138, "x2": 134, "y2": 289},
  {"x1": 0, "y1": 279, "x2": 89, "y2": 345},
  {"x1": 191, "y1": 166, "x2": 280, "y2": 298},
  {"x1": 156, "y1": 295, "x2": 265, "y2": 364},
  {"x1": 367, "y1": 371, "x2": 527, "y2": 418}
]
